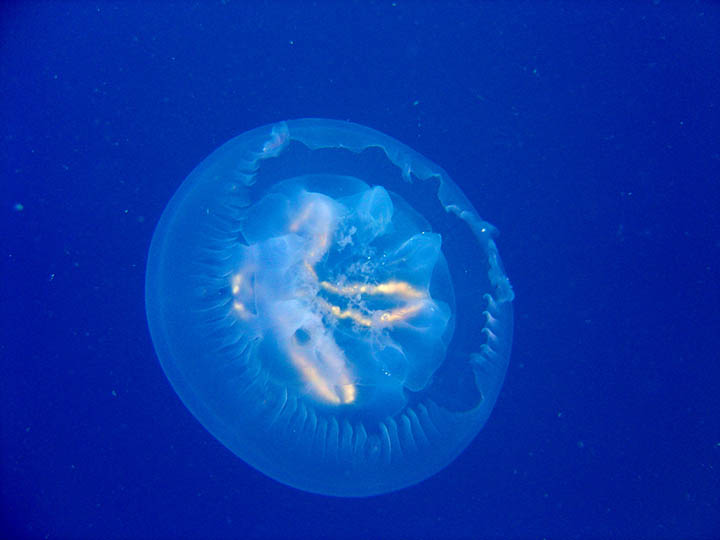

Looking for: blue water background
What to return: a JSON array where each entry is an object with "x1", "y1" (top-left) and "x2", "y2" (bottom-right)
[{"x1": 2, "y1": 2, "x2": 718, "y2": 538}]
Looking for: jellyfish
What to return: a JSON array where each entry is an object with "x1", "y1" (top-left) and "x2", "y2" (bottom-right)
[{"x1": 145, "y1": 119, "x2": 514, "y2": 497}]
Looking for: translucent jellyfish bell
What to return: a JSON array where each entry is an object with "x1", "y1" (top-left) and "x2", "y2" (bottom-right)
[{"x1": 145, "y1": 119, "x2": 514, "y2": 497}]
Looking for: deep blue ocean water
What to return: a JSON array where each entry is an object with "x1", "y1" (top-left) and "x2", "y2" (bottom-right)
[{"x1": 2, "y1": 1, "x2": 719, "y2": 538}]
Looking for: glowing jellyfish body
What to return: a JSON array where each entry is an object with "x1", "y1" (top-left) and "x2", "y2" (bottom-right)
[{"x1": 145, "y1": 119, "x2": 514, "y2": 497}]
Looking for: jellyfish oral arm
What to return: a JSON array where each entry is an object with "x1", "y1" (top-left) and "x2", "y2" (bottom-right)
[{"x1": 227, "y1": 188, "x2": 448, "y2": 407}]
